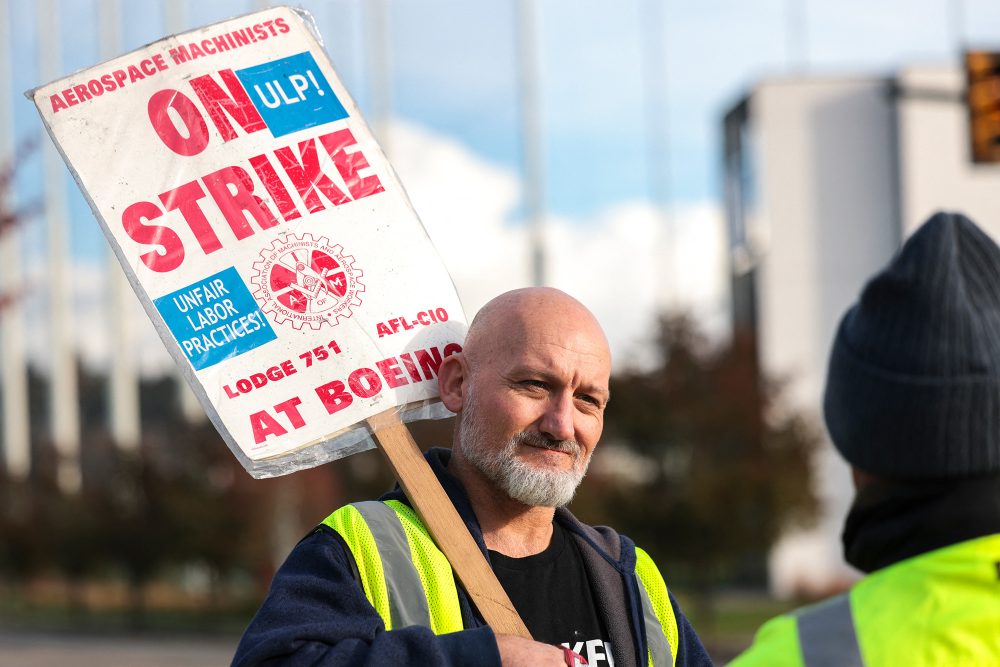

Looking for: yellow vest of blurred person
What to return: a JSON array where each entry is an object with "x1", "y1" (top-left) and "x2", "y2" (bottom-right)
[{"x1": 729, "y1": 534, "x2": 1000, "y2": 667}]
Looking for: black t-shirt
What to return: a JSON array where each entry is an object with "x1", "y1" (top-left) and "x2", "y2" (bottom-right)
[{"x1": 489, "y1": 522, "x2": 615, "y2": 665}]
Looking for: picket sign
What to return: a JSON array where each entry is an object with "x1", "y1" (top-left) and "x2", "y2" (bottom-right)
[{"x1": 29, "y1": 6, "x2": 529, "y2": 638}]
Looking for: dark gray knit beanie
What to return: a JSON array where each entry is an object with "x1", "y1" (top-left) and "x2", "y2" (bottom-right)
[{"x1": 823, "y1": 211, "x2": 1000, "y2": 479}]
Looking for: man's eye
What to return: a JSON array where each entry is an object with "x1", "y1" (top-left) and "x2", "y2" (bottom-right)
[
  {"x1": 577, "y1": 394, "x2": 600, "y2": 407},
  {"x1": 521, "y1": 380, "x2": 547, "y2": 389}
]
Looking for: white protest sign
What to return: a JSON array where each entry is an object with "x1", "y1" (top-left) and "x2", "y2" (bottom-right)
[{"x1": 29, "y1": 6, "x2": 467, "y2": 478}]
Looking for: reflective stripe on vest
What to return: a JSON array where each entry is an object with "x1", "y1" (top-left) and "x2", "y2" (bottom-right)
[
  {"x1": 325, "y1": 500, "x2": 679, "y2": 665},
  {"x1": 323, "y1": 499, "x2": 463, "y2": 634},
  {"x1": 795, "y1": 593, "x2": 863, "y2": 667},
  {"x1": 634, "y1": 546, "x2": 678, "y2": 667}
]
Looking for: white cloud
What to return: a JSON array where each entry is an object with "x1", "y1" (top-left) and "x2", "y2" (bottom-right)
[
  {"x1": 388, "y1": 120, "x2": 731, "y2": 369},
  {"x1": 17, "y1": 119, "x2": 728, "y2": 380},
  {"x1": 19, "y1": 257, "x2": 175, "y2": 377}
]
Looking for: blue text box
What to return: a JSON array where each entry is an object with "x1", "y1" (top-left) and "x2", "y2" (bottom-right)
[
  {"x1": 236, "y1": 51, "x2": 348, "y2": 138},
  {"x1": 154, "y1": 267, "x2": 277, "y2": 371}
]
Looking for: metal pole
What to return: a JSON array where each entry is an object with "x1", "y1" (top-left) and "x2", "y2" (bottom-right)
[
  {"x1": 640, "y1": 0, "x2": 675, "y2": 312},
  {"x1": 516, "y1": 0, "x2": 546, "y2": 287},
  {"x1": 38, "y1": 0, "x2": 82, "y2": 494},
  {"x1": 365, "y1": 0, "x2": 392, "y2": 157},
  {"x1": 0, "y1": 0, "x2": 31, "y2": 480},
  {"x1": 787, "y1": 0, "x2": 807, "y2": 71},
  {"x1": 162, "y1": 0, "x2": 204, "y2": 424},
  {"x1": 100, "y1": 0, "x2": 140, "y2": 452},
  {"x1": 949, "y1": 0, "x2": 965, "y2": 53}
]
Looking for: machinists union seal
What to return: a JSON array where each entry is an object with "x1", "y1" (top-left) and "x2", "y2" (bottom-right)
[{"x1": 250, "y1": 233, "x2": 364, "y2": 330}]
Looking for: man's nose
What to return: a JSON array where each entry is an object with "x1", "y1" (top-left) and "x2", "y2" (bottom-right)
[{"x1": 539, "y1": 393, "x2": 575, "y2": 441}]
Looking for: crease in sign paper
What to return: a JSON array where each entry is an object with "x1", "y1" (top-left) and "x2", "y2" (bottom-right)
[{"x1": 28, "y1": 6, "x2": 467, "y2": 478}]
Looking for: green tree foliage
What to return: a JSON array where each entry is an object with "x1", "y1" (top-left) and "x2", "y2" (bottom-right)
[
  {"x1": 579, "y1": 315, "x2": 820, "y2": 587},
  {"x1": 0, "y1": 371, "x2": 351, "y2": 622}
]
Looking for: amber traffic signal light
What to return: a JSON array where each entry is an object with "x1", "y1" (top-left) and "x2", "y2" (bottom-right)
[{"x1": 966, "y1": 51, "x2": 1000, "y2": 164}]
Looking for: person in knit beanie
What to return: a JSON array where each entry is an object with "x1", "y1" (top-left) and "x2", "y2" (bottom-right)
[{"x1": 730, "y1": 211, "x2": 1000, "y2": 666}]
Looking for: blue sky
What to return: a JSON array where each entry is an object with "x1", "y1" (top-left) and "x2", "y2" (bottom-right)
[
  {"x1": 11, "y1": 1, "x2": 1000, "y2": 228},
  {"x1": 4, "y1": 0, "x2": 1000, "y2": 368}
]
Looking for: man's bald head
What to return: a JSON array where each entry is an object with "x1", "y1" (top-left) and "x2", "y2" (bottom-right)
[
  {"x1": 439, "y1": 287, "x2": 612, "y2": 508},
  {"x1": 462, "y1": 287, "x2": 611, "y2": 373}
]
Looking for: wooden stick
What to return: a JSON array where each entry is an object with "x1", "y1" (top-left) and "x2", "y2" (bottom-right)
[{"x1": 367, "y1": 408, "x2": 531, "y2": 638}]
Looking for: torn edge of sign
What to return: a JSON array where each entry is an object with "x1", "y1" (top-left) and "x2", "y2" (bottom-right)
[{"x1": 241, "y1": 399, "x2": 453, "y2": 479}]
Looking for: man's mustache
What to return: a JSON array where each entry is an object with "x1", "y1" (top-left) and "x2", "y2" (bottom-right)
[{"x1": 512, "y1": 431, "x2": 581, "y2": 458}]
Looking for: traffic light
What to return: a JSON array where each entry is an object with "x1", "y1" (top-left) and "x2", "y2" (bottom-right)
[{"x1": 966, "y1": 51, "x2": 1000, "y2": 164}]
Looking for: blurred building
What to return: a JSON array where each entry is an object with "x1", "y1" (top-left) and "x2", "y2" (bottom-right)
[{"x1": 724, "y1": 62, "x2": 1000, "y2": 597}]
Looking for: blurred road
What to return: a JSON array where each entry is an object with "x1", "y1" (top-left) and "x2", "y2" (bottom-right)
[{"x1": 0, "y1": 631, "x2": 237, "y2": 666}]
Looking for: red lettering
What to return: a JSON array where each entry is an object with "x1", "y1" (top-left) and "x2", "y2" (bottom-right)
[
  {"x1": 139, "y1": 58, "x2": 158, "y2": 76},
  {"x1": 443, "y1": 343, "x2": 463, "y2": 357},
  {"x1": 398, "y1": 353, "x2": 423, "y2": 382},
  {"x1": 113, "y1": 69, "x2": 128, "y2": 88},
  {"x1": 188, "y1": 42, "x2": 206, "y2": 59},
  {"x1": 50, "y1": 93, "x2": 68, "y2": 113},
  {"x1": 189, "y1": 69, "x2": 267, "y2": 142},
  {"x1": 202, "y1": 165, "x2": 278, "y2": 240},
  {"x1": 315, "y1": 379, "x2": 354, "y2": 414},
  {"x1": 376, "y1": 322, "x2": 393, "y2": 338},
  {"x1": 169, "y1": 46, "x2": 190, "y2": 64},
  {"x1": 275, "y1": 138, "x2": 350, "y2": 212},
  {"x1": 248, "y1": 154, "x2": 301, "y2": 222},
  {"x1": 275, "y1": 17, "x2": 290, "y2": 33},
  {"x1": 148, "y1": 89, "x2": 210, "y2": 156},
  {"x1": 414, "y1": 348, "x2": 444, "y2": 380},
  {"x1": 319, "y1": 129, "x2": 385, "y2": 200},
  {"x1": 250, "y1": 410, "x2": 286, "y2": 444},
  {"x1": 159, "y1": 180, "x2": 222, "y2": 255},
  {"x1": 121, "y1": 201, "x2": 184, "y2": 272},
  {"x1": 224, "y1": 384, "x2": 239, "y2": 399},
  {"x1": 127, "y1": 64, "x2": 145, "y2": 83},
  {"x1": 274, "y1": 397, "x2": 306, "y2": 430},
  {"x1": 72, "y1": 83, "x2": 91, "y2": 103},
  {"x1": 376, "y1": 358, "x2": 408, "y2": 389},
  {"x1": 348, "y1": 368, "x2": 382, "y2": 398}
]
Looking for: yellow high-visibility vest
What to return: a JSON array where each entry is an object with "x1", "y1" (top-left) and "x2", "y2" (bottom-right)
[
  {"x1": 324, "y1": 500, "x2": 680, "y2": 666},
  {"x1": 729, "y1": 534, "x2": 1000, "y2": 667}
]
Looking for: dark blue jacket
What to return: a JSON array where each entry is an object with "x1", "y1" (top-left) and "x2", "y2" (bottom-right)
[{"x1": 233, "y1": 448, "x2": 713, "y2": 666}]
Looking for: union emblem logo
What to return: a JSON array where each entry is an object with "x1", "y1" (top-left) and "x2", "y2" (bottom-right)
[{"x1": 250, "y1": 233, "x2": 364, "y2": 330}]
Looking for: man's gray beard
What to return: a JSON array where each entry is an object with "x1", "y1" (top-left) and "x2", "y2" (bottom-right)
[{"x1": 457, "y1": 396, "x2": 590, "y2": 508}]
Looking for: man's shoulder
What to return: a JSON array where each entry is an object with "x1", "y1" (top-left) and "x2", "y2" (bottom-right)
[{"x1": 553, "y1": 507, "x2": 646, "y2": 574}]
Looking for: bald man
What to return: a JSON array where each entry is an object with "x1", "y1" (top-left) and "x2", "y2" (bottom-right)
[{"x1": 234, "y1": 288, "x2": 712, "y2": 667}]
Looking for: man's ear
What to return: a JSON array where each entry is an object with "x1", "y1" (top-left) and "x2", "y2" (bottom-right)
[{"x1": 438, "y1": 352, "x2": 467, "y2": 413}]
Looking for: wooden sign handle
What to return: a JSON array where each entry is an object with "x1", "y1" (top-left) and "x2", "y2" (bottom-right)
[{"x1": 367, "y1": 408, "x2": 531, "y2": 639}]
